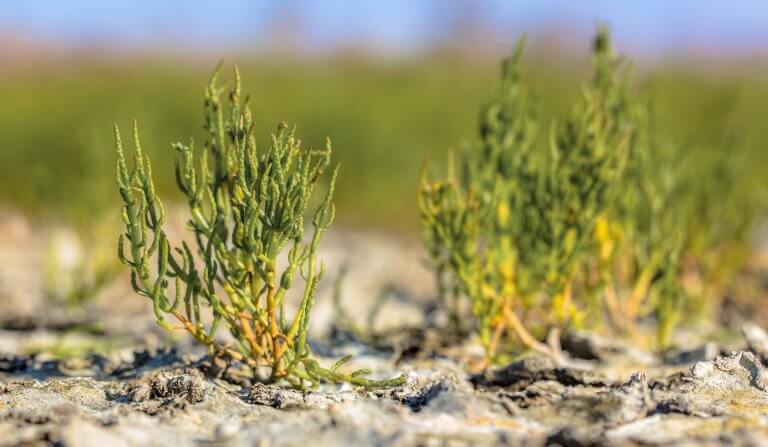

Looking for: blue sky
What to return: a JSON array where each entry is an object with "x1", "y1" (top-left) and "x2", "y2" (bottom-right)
[{"x1": 2, "y1": 1, "x2": 767, "y2": 57}]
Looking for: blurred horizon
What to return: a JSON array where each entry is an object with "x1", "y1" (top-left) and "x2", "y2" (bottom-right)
[{"x1": 2, "y1": 1, "x2": 768, "y2": 66}]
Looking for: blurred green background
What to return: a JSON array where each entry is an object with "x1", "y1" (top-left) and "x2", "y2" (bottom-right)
[{"x1": 1, "y1": 1, "x2": 767, "y2": 233}]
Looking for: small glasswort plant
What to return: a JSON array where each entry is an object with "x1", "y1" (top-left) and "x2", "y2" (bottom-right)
[{"x1": 116, "y1": 65, "x2": 405, "y2": 388}]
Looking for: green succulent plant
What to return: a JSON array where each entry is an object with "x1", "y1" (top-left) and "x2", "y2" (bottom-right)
[
  {"x1": 419, "y1": 29, "x2": 690, "y2": 363},
  {"x1": 116, "y1": 64, "x2": 405, "y2": 388}
]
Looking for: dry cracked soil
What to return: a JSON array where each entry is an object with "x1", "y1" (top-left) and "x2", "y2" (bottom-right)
[{"x1": 2, "y1": 212, "x2": 768, "y2": 446}]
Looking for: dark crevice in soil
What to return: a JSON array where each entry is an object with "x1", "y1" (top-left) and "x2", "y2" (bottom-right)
[
  {"x1": 0, "y1": 347, "x2": 185, "y2": 382},
  {"x1": 327, "y1": 294, "x2": 469, "y2": 365},
  {"x1": 0, "y1": 314, "x2": 103, "y2": 335},
  {"x1": 471, "y1": 356, "x2": 609, "y2": 391},
  {"x1": 384, "y1": 380, "x2": 449, "y2": 412},
  {"x1": 546, "y1": 427, "x2": 606, "y2": 447}
]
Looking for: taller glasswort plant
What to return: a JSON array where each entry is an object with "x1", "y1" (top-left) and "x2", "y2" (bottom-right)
[
  {"x1": 116, "y1": 65, "x2": 404, "y2": 388},
  {"x1": 419, "y1": 29, "x2": 637, "y2": 364}
]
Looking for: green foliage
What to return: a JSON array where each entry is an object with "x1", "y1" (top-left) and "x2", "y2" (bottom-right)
[
  {"x1": 0, "y1": 58, "x2": 490, "y2": 230},
  {"x1": 420, "y1": 28, "x2": 766, "y2": 362},
  {"x1": 421, "y1": 30, "x2": 635, "y2": 361},
  {"x1": 115, "y1": 65, "x2": 404, "y2": 388},
  {"x1": 603, "y1": 85, "x2": 762, "y2": 345},
  {"x1": 593, "y1": 78, "x2": 688, "y2": 342},
  {"x1": 2, "y1": 53, "x2": 766, "y2": 233}
]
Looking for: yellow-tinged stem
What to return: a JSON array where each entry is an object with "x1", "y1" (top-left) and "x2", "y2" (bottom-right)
[
  {"x1": 625, "y1": 252, "x2": 662, "y2": 328},
  {"x1": 171, "y1": 310, "x2": 258, "y2": 367},
  {"x1": 486, "y1": 316, "x2": 506, "y2": 361},
  {"x1": 502, "y1": 305, "x2": 553, "y2": 356},
  {"x1": 265, "y1": 272, "x2": 284, "y2": 376},
  {"x1": 551, "y1": 277, "x2": 577, "y2": 325},
  {"x1": 603, "y1": 281, "x2": 624, "y2": 331},
  {"x1": 239, "y1": 312, "x2": 264, "y2": 357}
]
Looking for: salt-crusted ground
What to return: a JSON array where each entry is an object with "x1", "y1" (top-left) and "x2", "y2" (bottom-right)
[{"x1": 2, "y1": 211, "x2": 768, "y2": 446}]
